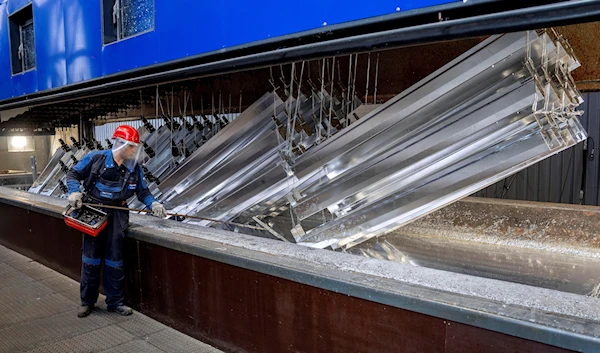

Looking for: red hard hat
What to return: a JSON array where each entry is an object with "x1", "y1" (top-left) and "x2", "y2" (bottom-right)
[{"x1": 112, "y1": 125, "x2": 140, "y2": 144}]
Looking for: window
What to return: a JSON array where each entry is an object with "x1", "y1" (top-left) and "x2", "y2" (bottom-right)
[
  {"x1": 7, "y1": 136, "x2": 35, "y2": 152},
  {"x1": 102, "y1": 0, "x2": 154, "y2": 45},
  {"x1": 9, "y1": 5, "x2": 36, "y2": 75}
]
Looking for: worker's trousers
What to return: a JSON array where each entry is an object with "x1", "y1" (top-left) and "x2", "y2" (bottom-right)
[{"x1": 80, "y1": 208, "x2": 128, "y2": 309}]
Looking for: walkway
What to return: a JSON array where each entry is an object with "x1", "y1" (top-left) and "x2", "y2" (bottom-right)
[{"x1": 0, "y1": 244, "x2": 223, "y2": 353}]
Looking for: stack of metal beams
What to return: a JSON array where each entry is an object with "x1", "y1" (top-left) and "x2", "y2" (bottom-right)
[
  {"x1": 128, "y1": 114, "x2": 228, "y2": 209},
  {"x1": 153, "y1": 29, "x2": 584, "y2": 250},
  {"x1": 28, "y1": 110, "x2": 230, "y2": 202},
  {"x1": 27, "y1": 140, "x2": 68, "y2": 194},
  {"x1": 285, "y1": 30, "x2": 586, "y2": 249},
  {"x1": 158, "y1": 86, "x2": 357, "y2": 222},
  {"x1": 29, "y1": 138, "x2": 93, "y2": 197}
]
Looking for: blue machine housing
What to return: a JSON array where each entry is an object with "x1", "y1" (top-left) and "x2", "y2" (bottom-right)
[{"x1": 0, "y1": 0, "x2": 458, "y2": 102}]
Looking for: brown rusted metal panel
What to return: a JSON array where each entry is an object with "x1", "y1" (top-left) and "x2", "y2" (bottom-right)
[
  {"x1": 0, "y1": 202, "x2": 82, "y2": 280},
  {"x1": 445, "y1": 322, "x2": 573, "y2": 353},
  {"x1": 126, "y1": 239, "x2": 447, "y2": 353},
  {"x1": 556, "y1": 22, "x2": 600, "y2": 92}
]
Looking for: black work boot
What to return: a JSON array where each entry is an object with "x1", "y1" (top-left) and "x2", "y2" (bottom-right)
[
  {"x1": 77, "y1": 304, "x2": 93, "y2": 318},
  {"x1": 107, "y1": 305, "x2": 133, "y2": 316}
]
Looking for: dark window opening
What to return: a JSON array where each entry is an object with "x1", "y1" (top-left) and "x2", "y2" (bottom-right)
[
  {"x1": 102, "y1": 0, "x2": 154, "y2": 45},
  {"x1": 9, "y1": 5, "x2": 36, "y2": 75}
]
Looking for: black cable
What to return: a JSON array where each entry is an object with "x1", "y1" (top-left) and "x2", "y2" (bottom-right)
[
  {"x1": 558, "y1": 148, "x2": 575, "y2": 203},
  {"x1": 579, "y1": 137, "x2": 594, "y2": 204},
  {"x1": 494, "y1": 178, "x2": 506, "y2": 199},
  {"x1": 501, "y1": 174, "x2": 518, "y2": 199}
]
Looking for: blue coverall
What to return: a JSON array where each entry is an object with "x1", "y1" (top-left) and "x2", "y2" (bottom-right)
[{"x1": 66, "y1": 149, "x2": 156, "y2": 309}]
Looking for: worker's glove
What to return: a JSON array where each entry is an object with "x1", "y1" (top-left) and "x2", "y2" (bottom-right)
[
  {"x1": 151, "y1": 202, "x2": 167, "y2": 218},
  {"x1": 68, "y1": 192, "x2": 83, "y2": 209}
]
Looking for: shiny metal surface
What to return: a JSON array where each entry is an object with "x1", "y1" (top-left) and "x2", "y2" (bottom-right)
[
  {"x1": 127, "y1": 113, "x2": 240, "y2": 209},
  {"x1": 293, "y1": 82, "x2": 539, "y2": 221},
  {"x1": 159, "y1": 92, "x2": 282, "y2": 195},
  {"x1": 28, "y1": 147, "x2": 66, "y2": 193},
  {"x1": 28, "y1": 106, "x2": 238, "y2": 203},
  {"x1": 353, "y1": 232, "x2": 600, "y2": 296},
  {"x1": 287, "y1": 30, "x2": 586, "y2": 249},
  {"x1": 38, "y1": 143, "x2": 89, "y2": 197},
  {"x1": 292, "y1": 33, "x2": 528, "y2": 179},
  {"x1": 141, "y1": 125, "x2": 179, "y2": 179},
  {"x1": 157, "y1": 87, "x2": 357, "y2": 224},
  {"x1": 300, "y1": 131, "x2": 557, "y2": 247},
  {"x1": 169, "y1": 131, "x2": 283, "y2": 213}
]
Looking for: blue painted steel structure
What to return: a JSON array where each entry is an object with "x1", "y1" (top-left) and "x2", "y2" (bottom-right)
[{"x1": 0, "y1": 0, "x2": 458, "y2": 101}]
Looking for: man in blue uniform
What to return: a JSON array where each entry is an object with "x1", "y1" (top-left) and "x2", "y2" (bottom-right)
[{"x1": 67, "y1": 125, "x2": 167, "y2": 318}]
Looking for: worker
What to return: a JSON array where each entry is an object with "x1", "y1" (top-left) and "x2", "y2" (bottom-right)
[{"x1": 66, "y1": 125, "x2": 167, "y2": 318}]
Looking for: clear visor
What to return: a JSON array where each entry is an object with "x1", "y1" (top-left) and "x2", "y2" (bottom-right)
[{"x1": 112, "y1": 137, "x2": 143, "y2": 170}]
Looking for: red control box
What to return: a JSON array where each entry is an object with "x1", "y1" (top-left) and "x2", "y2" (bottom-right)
[{"x1": 63, "y1": 205, "x2": 108, "y2": 237}]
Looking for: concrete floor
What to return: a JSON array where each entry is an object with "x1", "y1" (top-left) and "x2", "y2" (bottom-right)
[{"x1": 0, "y1": 244, "x2": 223, "y2": 353}]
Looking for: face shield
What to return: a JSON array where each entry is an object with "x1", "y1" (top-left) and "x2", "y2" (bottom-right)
[{"x1": 111, "y1": 137, "x2": 143, "y2": 171}]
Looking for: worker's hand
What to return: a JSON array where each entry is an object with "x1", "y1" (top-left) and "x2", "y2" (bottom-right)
[
  {"x1": 68, "y1": 192, "x2": 83, "y2": 209},
  {"x1": 151, "y1": 202, "x2": 167, "y2": 218}
]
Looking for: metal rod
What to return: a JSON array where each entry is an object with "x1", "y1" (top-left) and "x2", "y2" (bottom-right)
[
  {"x1": 82, "y1": 203, "x2": 267, "y2": 231},
  {"x1": 318, "y1": 58, "x2": 326, "y2": 142},
  {"x1": 219, "y1": 90, "x2": 223, "y2": 119},
  {"x1": 30, "y1": 156, "x2": 37, "y2": 183},
  {"x1": 191, "y1": 93, "x2": 197, "y2": 143},
  {"x1": 328, "y1": 56, "x2": 336, "y2": 138},
  {"x1": 170, "y1": 86, "x2": 175, "y2": 165},
  {"x1": 286, "y1": 62, "x2": 296, "y2": 153},
  {"x1": 347, "y1": 54, "x2": 353, "y2": 121},
  {"x1": 139, "y1": 89, "x2": 144, "y2": 117},
  {"x1": 352, "y1": 53, "x2": 358, "y2": 111},
  {"x1": 374, "y1": 53, "x2": 379, "y2": 104},
  {"x1": 292, "y1": 61, "x2": 306, "y2": 153},
  {"x1": 252, "y1": 216, "x2": 289, "y2": 242}
]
